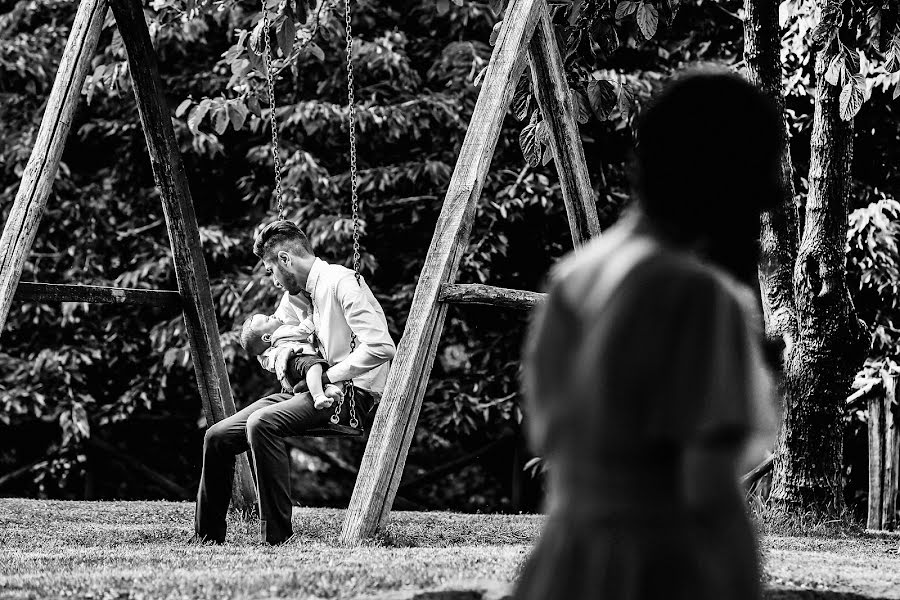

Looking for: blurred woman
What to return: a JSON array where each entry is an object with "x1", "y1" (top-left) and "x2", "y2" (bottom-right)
[{"x1": 514, "y1": 71, "x2": 782, "y2": 600}]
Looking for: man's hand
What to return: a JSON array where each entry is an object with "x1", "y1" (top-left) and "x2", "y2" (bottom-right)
[{"x1": 273, "y1": 346, "x2": 296, "y2": 388}]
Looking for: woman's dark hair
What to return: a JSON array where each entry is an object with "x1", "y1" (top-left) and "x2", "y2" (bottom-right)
[{"x1": 632, "y1": 69, "x2": 784, "y2": 242}]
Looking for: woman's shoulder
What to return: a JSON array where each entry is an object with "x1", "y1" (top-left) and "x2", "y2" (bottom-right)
[{"x1": 550, "y1": 232, "x2": 713, "y2": 311}]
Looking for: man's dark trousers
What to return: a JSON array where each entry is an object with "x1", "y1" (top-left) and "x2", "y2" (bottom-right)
[{"x1": 194, "y1": 388, "x2": 374, "y2": 544}]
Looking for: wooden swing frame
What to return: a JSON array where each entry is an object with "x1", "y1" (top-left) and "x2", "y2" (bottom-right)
[{"x1": 0, "y1": 0, "x2": 599, "y2": 539}]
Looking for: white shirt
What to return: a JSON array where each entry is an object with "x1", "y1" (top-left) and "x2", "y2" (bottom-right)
[
  {"x1": 269, "y1": 258, "x2": 396, "y2": 396},
  {"x1": 259, "y1": 321, "x2": 318, "y2": 369}
]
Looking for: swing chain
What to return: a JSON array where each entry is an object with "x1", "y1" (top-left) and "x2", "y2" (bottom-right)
[
  {"x1": 345, "y1": 0, "x2": 361, "y2": 287},
  {"x1": 261, "y1": 0, "x2": 285, "y2": 220},
  {"x1": 344, "y1": 0, "x2": 360, "y2": 430}
]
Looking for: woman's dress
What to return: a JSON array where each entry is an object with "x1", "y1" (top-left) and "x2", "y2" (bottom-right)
[{"x1": 514, "y1": 211, "x2": 777, "y2": 600}]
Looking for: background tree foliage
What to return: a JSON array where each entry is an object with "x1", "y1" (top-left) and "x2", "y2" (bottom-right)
[{"x1": 1, "y1": 0, "x2": 898, "y2": 517}]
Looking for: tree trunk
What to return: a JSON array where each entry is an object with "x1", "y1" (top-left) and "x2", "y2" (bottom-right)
[
  {"x1": 769, "y1": 44, "x2": 868, "y2": 515},
  {"x1": 742, "y1": 0, "x2": 800, "y2": 346}
]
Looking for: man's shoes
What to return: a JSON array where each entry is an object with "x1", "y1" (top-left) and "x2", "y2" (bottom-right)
[
  {"x1": 188, "y1": 532, "x2": 224, "y2": 545},
  {"x1": 259, "y1": 520, "x2": 292, "y2": 545}
]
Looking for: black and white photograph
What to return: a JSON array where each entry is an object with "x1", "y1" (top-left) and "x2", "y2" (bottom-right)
[{"x1": 2, "y1": 0, "x2": 900, "y2": 598}]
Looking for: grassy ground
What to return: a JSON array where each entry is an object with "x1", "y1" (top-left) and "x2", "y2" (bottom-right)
[{"x1": 2, "y1": 499, "x2": 899, "y2": 600}]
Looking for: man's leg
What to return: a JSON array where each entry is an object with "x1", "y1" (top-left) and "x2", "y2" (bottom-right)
[
  {"x1": 245, "y1": 392, "x2": 333, "y2": 544},
  {"x1": 194, "y1": 397, "x2": 279, "y2": 542}
]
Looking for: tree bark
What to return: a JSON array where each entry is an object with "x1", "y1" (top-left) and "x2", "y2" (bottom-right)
[
  {"x1": 769, "y1": 43, "x2": 868, "y2": 515},
  {"x1": 743, "y1": 0, "x2": 799, "y2": 346}
]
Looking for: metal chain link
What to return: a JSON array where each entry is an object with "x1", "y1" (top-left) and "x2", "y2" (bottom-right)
[
  {"x1": 346, "y1": 0, "x2": 361, "y2": 289},
  {"x1": 344, "y1": 0, "x2": 360, "y2": 430},
  {"x1": 260, "y1": 0, "x2": 285, "y2": 221}
]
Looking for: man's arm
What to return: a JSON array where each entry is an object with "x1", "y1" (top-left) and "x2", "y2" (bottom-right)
[
  {"x1": 272, "y1": 291, "x2": 302, "y2": 325},
  {"x1": 324, "y1": 274, "x2": 396, "y2": 383}
]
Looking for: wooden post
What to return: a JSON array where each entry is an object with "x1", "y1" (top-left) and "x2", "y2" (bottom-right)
[
  {"x1": 0, "y1": 0, "x2": 108, "y2": 335},
  {"x1": 527, "y1": 2, "x2": 601, "y2": 246},
  {"x1": 339, "y1": 0, "x2": 544, "y2": 544},
  {"x1": 109, "y1": 0, "x2": 256, "y2": 510},
  {"x1": 868, "y1": 382, "x2": 885, "y2": 530},
  {"x1": 882, "y1": 372, "x2": 898, "y2": 530}
]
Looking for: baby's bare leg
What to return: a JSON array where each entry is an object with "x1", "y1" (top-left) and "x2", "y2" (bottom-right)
[{"x1": 306, "y1": 364, "x2": 333, "y2": 410}]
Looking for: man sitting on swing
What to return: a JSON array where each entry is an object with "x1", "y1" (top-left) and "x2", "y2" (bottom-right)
[{"x1": 194, "y1": 220, "x2": 396, "y2": 545}]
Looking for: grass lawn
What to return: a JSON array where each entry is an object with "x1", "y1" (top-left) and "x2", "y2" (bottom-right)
[{"x1": 2, "y1": 499, "x2": 900, "y2": 599}]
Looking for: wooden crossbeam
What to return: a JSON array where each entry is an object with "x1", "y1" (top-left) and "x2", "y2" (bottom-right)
[
  {"x1": 439, "y1": 283, "x2": 544, "y2": 311},
  {"x1": 0, "y1": 0, "x2": 108, "y2": 334},
  {"x1": 109, "y1": 0, "x2": 257, "y2": 510},
  {"x1": 14, "y1": 283, "x2": 181, "y2": 308},
  {"x1": 340, "y1": 0, "x2": 546, "y2": 545},
  {"x1": 527, "y1": 4, "x2": 601, "y2": 246}
]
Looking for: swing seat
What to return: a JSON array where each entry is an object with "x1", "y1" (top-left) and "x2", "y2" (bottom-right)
[{"x1": 301, "y1": 423, "x2": 364, "y2": 438}]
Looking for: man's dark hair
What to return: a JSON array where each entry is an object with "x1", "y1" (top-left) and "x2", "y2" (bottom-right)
[
  {"x1": 253, "y1": 220, "x2": 314, "y2": 259},
  {"x1": 632, "y1": 69, "x2": 783, "y2": 241}
]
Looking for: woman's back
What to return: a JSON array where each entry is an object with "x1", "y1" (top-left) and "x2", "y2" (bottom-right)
[{"x1": 514, "y1": 212, "x2": 776, "y2": 600}]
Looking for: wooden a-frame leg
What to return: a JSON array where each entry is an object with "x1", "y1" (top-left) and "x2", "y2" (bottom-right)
[
  {"x1": 0, "y1": 0, "x2": 108, "y2": 334},
  {"x1": 339, "y1": 0, "x2": 544, "y2": 545},
  {"x1": 528, "y1": 2, "x2": 601, "y2": 246},
  {"x1": 110, "y1": 0, "x2": 257, "y2": 510}
]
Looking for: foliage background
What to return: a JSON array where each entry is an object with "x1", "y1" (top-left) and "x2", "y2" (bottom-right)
[{"x1": 1, "y1": 0, "x2": 898, "y2": 516}]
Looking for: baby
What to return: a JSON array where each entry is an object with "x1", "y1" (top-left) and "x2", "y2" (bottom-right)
[{"x1": 239, "y1": 314, "x2": 341, "y2": 410}]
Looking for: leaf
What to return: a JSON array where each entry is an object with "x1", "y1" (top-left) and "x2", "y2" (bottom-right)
[
  {"x1": 894, "y1": 80, "x2": 900, "y2": 101},
  {"x1": 535, "y1": 120, "x2": 551, "y2": 145},
  {"x1": 570, "y1": 89, "x2": 591, "y2": 124},
  {"x1": 250, "y1": 19, "x2": 265, "y2": 55},
  {"x1": 188, "y1": 99, "x2": 211, "y2": 134},
  {"x1": 541, "y1": 144, "x2": 553, "y2": 166},
  {"x1": 511, "y1": 74, "x2": 531, "y2": 121},
  {"x1": 586, "y1": 79, "x2": 617, "y2": 121},
  {"x1": 824, "y1": 50, "x2": 845, "y2": 86},
  {"x1": 226, "y1": 102, "x2": 248, "y2": 131},
  {"x1": 809, "y1": 3, "x2": 841, "y2": 49},
  {"x1": 568, "y1": 0, "x2": 585, "y2": 25},
  {"x1": 636, "y1": 2, "x2": 659, "y2": 40},
  {"x1": 307, "y1": 42, "x2": 325, "y2": 62},
  {"x1": 277, "y1": 17, "x2": 296, "y2": 58},
  {"x1": 839, "y1": 78, "x2": 864, "y2": 121},
  {"x1": 175, "y1": 99, "x2": 192, "y2": 118},
  {"x1": 247, "y1": 95, "x2": 262, "y2": 117},
  {"x1": 615, "y1": 0, "x2": 638, "y2": 19},
  {"x1": 843, "y1": 44, "x2": 861, "y2": 75},
  {"x1": 779, "y1": 0, "x2": 799, "y2": 28},
  {"x1": 885, "y1": 38, "x2": 900, "y2": 74},
  {"x1": 213, "y1": 107, "x2": 229, "y2": 134},
  {"x1": 490, "y1": 21, "x2": 503, "y2": 46},
  {"x1": 436, "y1": 0, "x2": 450, "y2": 16},
  {"x1": 617, "y1": 81, "x2": 636, "y2": 120},
  {"x1": 519, "y1": 111, "x2": 541, "y2": 167},
  {"x1": 72, "y1": 403, "x2": 90, "y2": 439}
]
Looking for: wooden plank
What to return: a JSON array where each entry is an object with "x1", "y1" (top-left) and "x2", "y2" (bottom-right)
[
  {"x1": 0, "y1": 0, "x2": 108, "y2": 335},
  {"x1": 109, "y1": 0, "x2": 256, "y2": 510},
  {"x1": 14, "y1": 283, "x2": 181, "y2": 308},
  {"x1": 740, "y1": 453, "x2": 774, "y2": 488},
  {"x1": 847, "y1": 379, "x2": 882, "y2": 406},
  {"x1": 868, "y1": 390, "x2": 884, "y2": 530},
  {"x1": 882, "y1": 373, "x2": 898, "y2": 530},
  {"x1": 339, "y1": 0, "x2": 543, "y2": 544},
  {"x1": 439, "y1": 283, "x2": 544, "y2": 311},
  {"x1": 527, "y1": 2, "x2": 601, "y2": 247}
]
